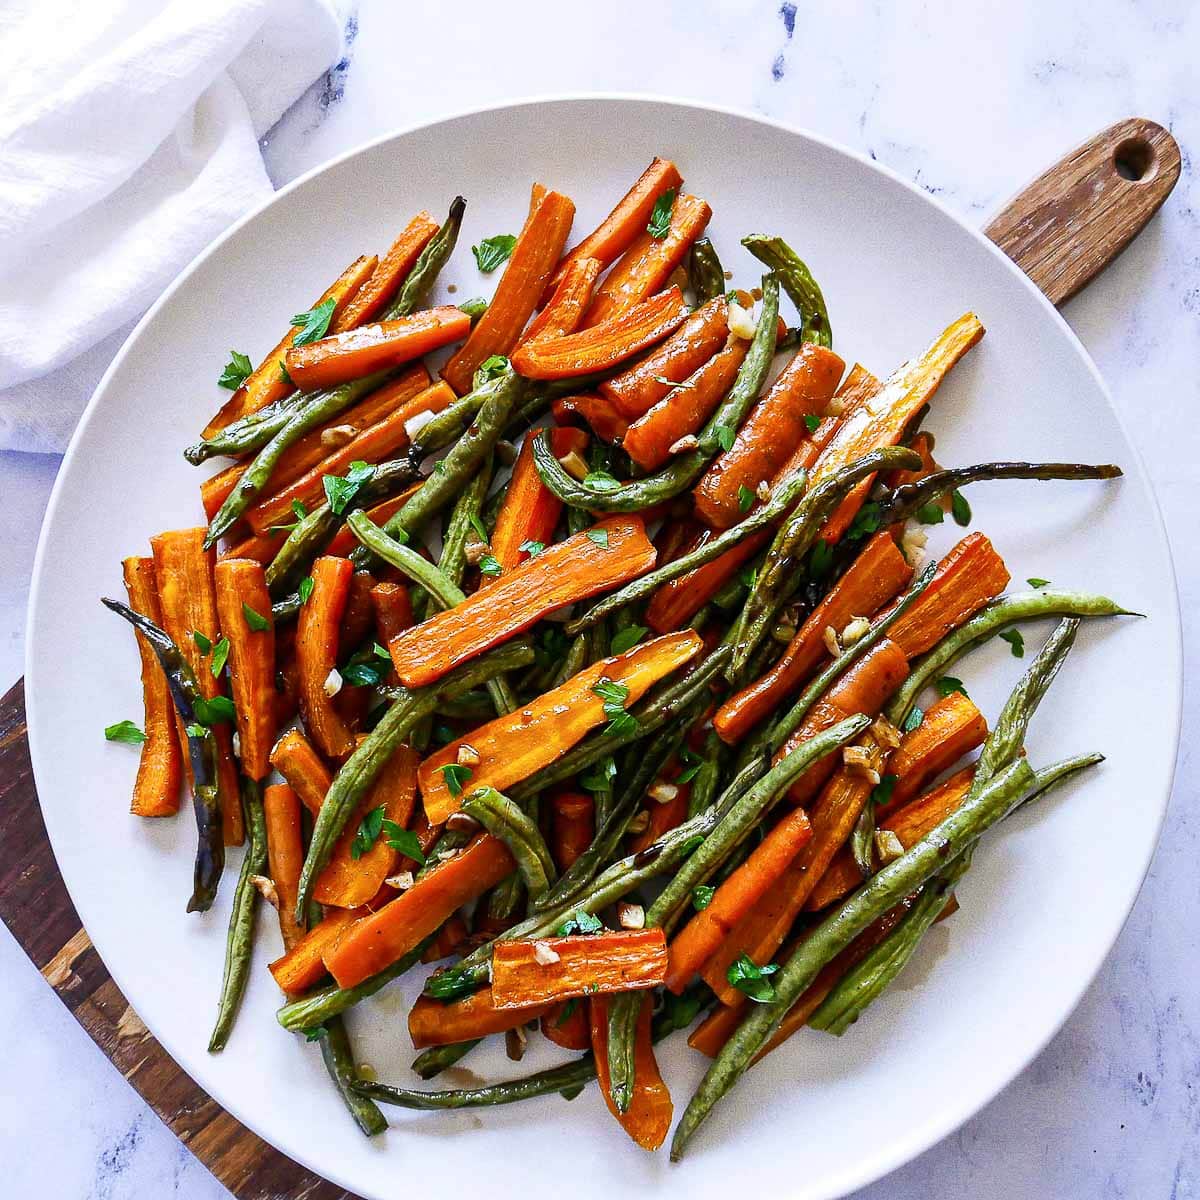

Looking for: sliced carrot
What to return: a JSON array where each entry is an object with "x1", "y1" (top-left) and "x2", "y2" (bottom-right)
[
  {"x1": 219, "y1": 528, "x2": 284, "y2": 566},
  {"x1": 442, "y1": 186, "x2": 576, "y2": 394},
  {"x1": 420, "y1": 913, "x2": 471, "y2": 963},
  {"x1": 419, "y1": 630, "x2": 702, "y2": 824},
  {"x1": 665, "y1": 809, "x2": 813, "y2": 994},
  {"x1": 583, "y1": 193, "x2": 712, "y2": 326},
  {"x1": 549, "y1": 791, "x2": 595, "y2": 872},
  {"x1": 212, "y1": 559, "x2": 276, "y2": 781},
  {"x1": 518, "y1": 256, "x2": 600, "y2": 347},
  {"x1": 149, "y1": 528, "x2": 243, "y2": 845},
  {"x1": 542, "y1": 157, "x2": 682, "y2": 303},
  {"x1": 598, "y1": 297, "x2": 730, "y2": 419},
  {"x1": 120, "y1": 556, "x2": 182, "y2": 817},
  {"x1": 551, "y1": 391, "x2": 629, "y2": 442},
  {"x1": 644, "y1": 529, "x2": 765, "y2": 634},
  {"x1": 693, "y1": 343, "x2": 846, "y2": 529},
  {"x1": 542, "y1": 999, "x2": 591, "y2": 1051},
  {"x1": 488, "y1": 427, "x2": 588, "y2": 575},
  {"x1": 269, "y1": 727, "x2": 332, "y2": 816},
  {"x1": 369, "y1": 581, "x2": 414, "y2": 659},
  {"x1": 334, "y1": 212, "x2": 441, "y2": 331},
  {"x1": 264, "y1": 783, "x2": 305, "y2": 951},
  {"x1": 296, "y1": 556, "x2": 356, "y2": 759},
  {"x1": 408, "y1": 986, "x2": 548, "y2": 1048},
  {"x1": 389, "y1": 515, "x2": 658, "y2": 690},
  {"x1": 884, "y1": 430, "x2": 938, "y2": 489},
  {"x1": 629, "y1": 774, "x2": 691, "y2": 855},
  {"x1": 591, "y1": 995, "x2": 673, "y2": 1151},
  {"x1": 883, "y1": 690, "x2": 987, "y2": 811},
  {"x1": 323, "y1": 834, "x2": 515, "y2": 988},
  {"x1": 714, "y1": 531, "x2": 913, "y2": 744},
  {"x1": 324, "y1": 483, "x2": 424, "y2": 558},
  {"x1": 202, "y1": 254, "x2": 377, "y2": 437},
  {"x1": 269, "y1": 906, "x2": 361, "y2": 994},
  {"x1": 511, "y1": 287, "x2": 688, "y2": 380},
  {"x1": 491, "y1": 930, "x2": 667, "y2": 1008}
]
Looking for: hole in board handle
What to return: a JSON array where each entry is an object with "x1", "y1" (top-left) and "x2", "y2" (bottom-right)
[{"x1": 1113, "y1": 137, "x2": 1157, "y2": 183}]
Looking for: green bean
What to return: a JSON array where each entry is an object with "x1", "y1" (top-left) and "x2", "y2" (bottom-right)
[
  {"x1": 742, "y1": 234, "x2": 832, "y2": 347},
  {"x1": 564, "y1": 467, "x2": 809, "y2": 635},
  {"x1": 386, "y1": 196, "x2": 465, "y2": 318},
  {"x1": 549, "y1": 632, "x2": 590, "y2": 689},
  {"x1": 417, "y1": 828, "x2": 474, "y2": 880},
  {"x1": 439, "y1": 455, "x2": 494, "y2": 587},
  {"x1": 208, "y1": 779, "x2": 266, "y2": 1052},
  {"x1": 884, "y1": 589, "x2": 1135, "y2": 726},
  {"x1": 605, "y1": 991, "x2": 643, "y2": 1114},
  {"x1": 409, "y1": 390, "x2": 488, "y2": 461},
  {"x1": 462, "y1": 788, "x2": 556, "y2": 900},
  {"x1": 530, "y1": 275, "x2": 780, "y2": 512},
  {"x1": 731, "y1": 446, "x2": 922, "y2": 676},
  {"x1": 101, "y1": 598, "x2": 224, "y2": 911},
  {"x1": 687, "y1": 237, "x2": 727, "y2": 304},
  {"x1": 318, "y1": 1017, "x2": 388, "y2": 1136},
  {"x1": 434, "y1": 690, "x2": 495, "y2": 723},
  {"x1": 294, "y1": 639, "x2": 535, "y2": 920},
  {"x1": 184, "y1": 391, "x2": 307, "y2": 464},
  {"x1": 875, "y1": 460, "x2": 1122, "y2": 527},
  {"x1": 411, "y1": 1039, "x2": 482, "y2": 1080}
]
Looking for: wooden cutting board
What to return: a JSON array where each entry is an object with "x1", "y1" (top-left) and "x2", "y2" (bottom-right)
[{"x1": 0, "y1": 118, "x2": 1178, "y2": 1200}]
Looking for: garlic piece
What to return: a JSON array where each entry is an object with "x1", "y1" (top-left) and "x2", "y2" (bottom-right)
[
  {"x1": 533, "y1": 940, "x2": 561, "y2": 965},
  {"x1": 617, "y1": 902, "x2": 646, "y2": 930},
  {"x1": 323, "y1": 667, "x2": 343, "y2": 697}
]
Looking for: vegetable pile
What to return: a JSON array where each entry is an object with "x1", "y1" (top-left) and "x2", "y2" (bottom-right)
[{"x1": 103, "y1": 157, "x2": 1131, "y2": 1157}]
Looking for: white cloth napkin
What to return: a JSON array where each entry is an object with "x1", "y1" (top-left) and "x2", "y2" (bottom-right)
[{"x1": 0, "y1": 0, "x2": 349, "y2": 453}]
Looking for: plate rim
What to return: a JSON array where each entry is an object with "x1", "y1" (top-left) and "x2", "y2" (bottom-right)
[{"x1": 24, "y1": 92, "x2": 1184, "y2": 1199}]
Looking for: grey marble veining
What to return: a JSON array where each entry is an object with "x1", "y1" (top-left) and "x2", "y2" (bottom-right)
[{"x1": 1, "y1": 1, "x2": 1197, "y2": 1196}]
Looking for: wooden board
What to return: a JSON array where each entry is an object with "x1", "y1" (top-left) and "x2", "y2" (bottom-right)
[{"x1": 0, "y1": 118, "x2": 1179, "y2": 1200}]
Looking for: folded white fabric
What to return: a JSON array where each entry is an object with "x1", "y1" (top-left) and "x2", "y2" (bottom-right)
[{"x1": 0, "y1": 0, "x2": 348, "y2": 453}]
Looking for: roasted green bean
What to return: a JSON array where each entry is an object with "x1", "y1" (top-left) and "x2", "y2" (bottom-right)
[
  {"x1": 462, "y1": 787, "x2": 556, "y2": 900},
  {"x1": 687, "y1": 237, "x2": 727, "y2": 304},
  {"x1": 742, "y1": 234, "x2": 832, "y2": 347},
  {"x1": 318, "y1": 1017, "x2": 388, "y2": 1136}
]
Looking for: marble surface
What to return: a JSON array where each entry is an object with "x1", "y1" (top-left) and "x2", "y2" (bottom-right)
[{"x1": 2, "y1": 1, "x2": 1198, "y2": 1196}]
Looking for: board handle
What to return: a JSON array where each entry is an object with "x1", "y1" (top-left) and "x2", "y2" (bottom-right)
[{"x1": 984, "y1": 117, "x2": 1181, "y2": 306}]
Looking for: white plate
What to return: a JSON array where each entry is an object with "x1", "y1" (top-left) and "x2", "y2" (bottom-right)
[{"x1": 26, "y1": 97, "x2": 1181, "y2": 1200}]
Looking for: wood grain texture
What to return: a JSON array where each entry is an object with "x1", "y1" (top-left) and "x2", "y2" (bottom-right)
[
  {"x1": 0, "y1": 118, "x2": 1182, "y2": 1200},
  {"x1": 984, "y1": 117, "x2": 1181, "y2": 305}
]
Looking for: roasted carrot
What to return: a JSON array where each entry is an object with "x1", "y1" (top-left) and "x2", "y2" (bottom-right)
[
  {"x1": 591, "y1": 995, "x2": 673, "y2": 1151},
  {"x1": 622, "y1": 335, "x2": 750, "y2": 471},
  {"x1": 714, "y1": 531, "x2": 913, "y2": 744},
  {"x1": 149, "y1": 528, "x2": 243, "y2": 844},
  {"x1": 664, "y1": 809, "x2": 813, "y2": 994},
  {"x1": 551, "y1": 392, "x2": 629, "y2": 442},
  {"x1": 542, "y1": 1000, "x2": 592, "y2": 1051},
  {"x1": 269, "y1": 906, "x2": 361, "y2": 995},
  {"x1": 542, "y1": 157, "x2": 682, "y2": 303},
  {"x1": 273, "y1": 626, "x2": 300, "y2": 730},
  {"x1": 418, "y1": 630, "x2": 702, "y2": 823},
  {"x1": 488, "y1": 427, "x2": 588, "y2": 574},
  {"x1": 120, "y1": 556, "x2": 182, "y2": 816},
  {"x1": 629, "y1": 775, "x2": 691, "y2": 855},
  {"x1": 202, "y1": 254, "x2": 377, "y2": 437},
  {"x1": 408, "y1": 986, "x2": 548, "y2": 1048},
  {"x1": 212, "y1": 559, "x2": 276, "y2": 781},
  {"x1": 324, "y1": 483, "x2": 424, "y2": 558},
  {"x1": 884, "y1": 430, "x2": 938, "y2": 489},
  {"x1": 883, "y1": 532, "x2": 1011, "y2": 658},
  {"x1": 583, "y1": 193, "x2": 711, "y2": 326},
  {"x1": 598, "y1": 297, "x2": 730, "y2": 419},
  {"x1": 644, "y1": 529, "x2": 766, "y2": 634},
  {"x1": 420, "y1": 913, "x2": 471, "y2": 963},
  {"x1": 264, "y1": 783, "x2": 305, "y2": 951},
  {"x1": 550, "y1": 791, "x2": 595, "y2": 872},
  {"x1": 389, "y1": 516, "x2": 658, "y2": 690},
  {"x1": 883, "y1": 690, "x2": 987, "y2": 811},
  {"x1": 219, "y1": 528, "x2": 285, "y2": 567},
  {"x1": 323, "y1": 834, "x2": 515, "y2": 988},
  {"x1": 269, "y1": 727, "x2": 332, "y2": 816},
  {"x1": 510, "y1": 287, "x2": 688, "y2": 380},
  {"x1": 284, "y1": 307, "x2": 471, "y2": 392},
  {"x1": 442, "y1": 186, "x2": 576, "y2": 394},
  {"x1": 693, "y1": 343, "x2": 847, "y2": 529},
  {"x1": 369, "y1": 581, "x2": 414, "y2": 656},
  {"x1": 296, "y1": 556, "x2": 356, "y2": 759},
  {"x1": 518, "y1": 256, "x2": 600, "y2": 346},
  {"x1": 490, "y1": 930, "x2": 668, "y2": 1007},
  {"x1": 334, "y1": 212, "x2": 441, "y2": 331},
  {"x1": 241, "y1": 381, "x2": 455, "y2": 535}
]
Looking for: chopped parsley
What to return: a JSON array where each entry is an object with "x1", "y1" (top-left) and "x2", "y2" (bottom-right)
[
  {"x1": 935, "y1": 676, "x2": 968, "y2": 699},
  {"x1": 519, "y1": 539, "x2": 545, "y2": 558},
  {"x1": 242, "y1": 603, "x2": 269, "y2": 632},
  {"x1": 1027, "y1": 577, "x2": 1050, "y2": 589},
  {"x1": 901, "y1": 706, "x2": 924, "y2": 734},
  {"x1": 647, "y1": 188, "x2": 677, "y2": 239},
  {"x1": 298, "y1": 576, "x2": 315, "y2": 605},
  {"x1": 104, "y1": 720, "x2": 145, "y2": 745},
  {"x1": 726, "y1": 953, "x2": 780, "y2": 1003},
  {"x1": 472, "y1": 235, "x2": 517, "y2": 274},
  {"x1": 289, "y1": 297, "x2": 336, "y2": 346},
  {"x1": 217, "y1": 350, "x2": 253, "y2": 391},
  {"x1": 737, "y1": 484, "x2": 756, "y2": 513},
  {"x1": 676, "y1": 746, "x2": 703, "y2": 785},
  {"x1": 714, "y1": 424, "x2": 736, "y2": 453},
  {"x1": 210, "y1": 636, "x2": 230, "y2": 678},
  {"x1": 382, "y1": 819, "x2": 425, "y2": 864},
  {"x1": 592, "y1": 678, "x2": 638, "y2": 738},
  {"x1": 804, "y1": 414, "x2": 821, "y2": 434},
  {"x1": 915, "y1": 502, "x2": 945, "y2": 525},
  {"x1": 323, "y1": 460, "x2": 374, "y2": 515},
  {"x1": 998, "y1": 628, "x2": 1025, "y2": 658},
  {"x1": 555, "y1": 910, "x2": 603, "y2": 937},
  {"x1": 692, "y1": 885, "x2": 715, "y2": 912},
  {"x1": 478, "y1": 555, "x2": 503, "y2": 577},
  {"x1": 583, "y1": 470, "x2": 622, "y2": 494},
  {"x1": 193, "y1": 695, "x2": 236, "y2": 726},
  {"x1": 610, "y1": 624, "x2": 648, "y2": 655},
  {"x1": 350, "y1": 805, "x2": 386, "y2": 860},
  {"x1": 586, "y1": 528, "x2": 610, "y2": 549},
  {"x1": 438, "y1": 763, "x2": 473, "y2": 797}
]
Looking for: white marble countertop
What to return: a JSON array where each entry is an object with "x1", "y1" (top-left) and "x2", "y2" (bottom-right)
[{"x1": 2, "y1": 2, "x2": 1198, "y2": 1196}]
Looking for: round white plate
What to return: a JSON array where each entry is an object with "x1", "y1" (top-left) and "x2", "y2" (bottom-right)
[{"x1": 26, "y1": 97, "x2": 1181, "y2": 1200}]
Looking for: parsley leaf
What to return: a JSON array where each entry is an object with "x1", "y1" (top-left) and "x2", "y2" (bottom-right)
[
  {"x1": 473, "y1": 354, "x2": 510, "y2": 388},
  {"x1": 737, "y1": 484, "x2": 756, "y2": 513},
  {"x1": 372, "y1": 642, "x2": 391, "y2": 660},
  {"x1": 555, "y1": 998, "x2": 581, "y2": 1027},
  {"x1": 323, "y1": 460, "x2": 374, "y2": 515},
  {"x1": 583, "y1": 470, "x2": 622, "y2": 494},
  {"x1": 210, "y1": 636, "x2": 230, "y2": 678},
  {"x1": 715, "y1": 424, "x2": 736, "y2": 453},
  {"x1": 901, "y1": 706, "x2": 924, "y2": 734},
  {"x1": 653, "y1": 375, "x2": 692, "y2": 389},
  {"x1": 269, "y1": 498, "x2": 310, "y2": 534},
  {"x1": 726, "y1": 953, "x2": 780, "y2": 1003},
  {"x1": 804, "y1": 414, "x2": 821, "y2": 434},
  {"x1": 289, "y1": 297, "x2": 336, "y2": 346},
  {"x1": 592, "y1": 679, "x2": 638, "y2": 737},
  {"x1": 438, "y1": 763, "x2": 473, "y2": 797},
  {"x1": 185, "y1": 723, "x2": 207, "y2": 739},
  {"x1": 242, "y1": 603, "x2": 269, "y2": 632},
  {"x1": 659, "y1": 989, "x2": 703, "y2": 1032},
  {"x1": 998, "y1": 628, "x2": 1025, "y2": 658},
  {"x1": 1027, "y1": 577, "x2": 1050, "y2": 589},
  {"x1": 301, "y1": 1026, "x2": 327, "y2": 1042},
  {"x1": 580, "y1": 755, "x2": 617, "y2": 793},
  {"x1": 298, "y1": 576, "x2": 315, "y2": 605},
  {"x1": 586, "y1": 528, "x2": 610, "y2": 549},
  {"x1": 915, "y1": 502, "x2": 945, "y2": 525},
  {"x1": 647, "y1": 188, "x2": 677, "y2": 239},
  {"x1": 350, "y1": 805, "x2": 386, "y2": 861},
  {"x1": 679, "y1": 834, "x2": 706, "y2": 857},
  {"x1": 192, "y1": 630, "x2": 213, "y2": 654},
  {"x1": 738, "y1": 566, "x2": 757, "y2": 589},
  {"x1": 472, "y1": 235, "x2": 517, "y2": 274},
  {"x1": 468, "y1": 514, "x2": 489, "y2": 542},
  {"x1": 935, "y1": 676, "x2": 968, "y2": 699},
  {"x1": 193, "y1": 695, "x2": 236, "y2": 726},
  {"x1": 218, "y1": 350, "x2": 253, "y2": 391},
  {"x1": 846, "y1": 501, "x2": 882, "y2": 542},
  {"x1": 342, "y1": 660, "x2": 385, "y2": 688},
  {"x1": 104, "y1": 720, "x2": 145, "y2": 745},
  {"x1": 870, "y1": 773, "x2": 898, "y2": 809},
  {"x1": 950, "y1": 489, "x2": 972, "y2": 526},
  {"x1": 519, "y1": 539, "x2": 545, "y2": 558},
  {"x1": 459, "y1": 297, "x2": 488, "y2": 320},
  {"x1": 382, "y1": 819, "x2": 425, "y2": 864},
  {"x1": 478, "y1": 555, "x2": 503, "y2": 577},
  {"x1": 555, "y1": 910, "x2": 603, "y2": 937},
  {"x1": 610, "y1": 624, "x2": 648, "y2": 655},
  {"x1": 676, "y1": 746, "x2": 703, "y2": 785},
  {"x1": 692, "y1": 885, "x2": 715, "y2": 912},
  {"x1": 809, "y1": 540, "x2": 834, "y2": 580},
  {"x1": 278, "y1": 360, "x2": 293, "y2": 385},
  {"x1": 592, "y1": 679, "x2": 630, "y2": 707}
]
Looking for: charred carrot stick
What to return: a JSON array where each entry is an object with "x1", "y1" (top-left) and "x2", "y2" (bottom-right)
[
  {"x1": 150, "y1": 528, "x2": 243, "y2": 845},
  {"x1": 212, "y1": 559, "x2": 276, "y2": 781},
  {"x1": 418, "y1": 630, "x2": 702, "y2": 824},
  {"x1": 335, "y1": 212, "x2": 441, "y2": 331},
  {"x1": 664, "y1": 809, "x2": 813, "y2": 993},
  {"x1": 551, "y1": 392, "x2": 629, "y2": 443},
  {"x1": 693, "y1": 343, "x2": 847, "y2": 529},
  {"x1": 629, "y1": 775, "x2": 691, "y2": 855},
  {"x1": 121, "y1": 556, "x2": 182, "y2": 816},
  {"x1": 550, "y1": 791, "x2": 595, "y2": 872},
  {"x1": 488, "y1": 427, "x2": 588, "y2": 574},
  {"x1": 264, "y1": 783, "x2": 305, "y2": 951},
  {"x1": 518, "y1": 256, "x2": 600, "y2": 347},
  {"x1": 583, "y1": 193, "x2": 712, "y2": 327},
  {"x1": 218, "y1": 529, "x2": 284, "y2": 567},
  {"x1": 622, "y1": 336, "x2": 749, "y2": 471},
  {"x1": 598, "y1": 297, "x2": 730, "y2": 419},
  {"x1": 591, "y1": 994, "x2": 673, "y2": 1151},
  {"x1": 542, "y1": 999, "x2": 591, "y2": 1051},
  {"x1": 369, "y1": 582, "x2": 414, "y2": 654},
  {"x1": 420, "y1": 913, "x2": 470, "y2": 963},
  {"x1": 884, "y1": 430, "x2": 937, "y2": 489},
  {"x1": 284, "y1": 307, "x2": 471, "y2": 392},
  {"x1": 296, "y1": 556, "x2": 356, "y2": 759},
  {"x1": 542, "y1": 157, "x2": 682, "y2": 303},
  {"x1": 269, "y1": 905, "x2": 362, "y2": 994},
  {"x1": 200, "y1": 364, "x2": 433, "y2": 521},
  {"x1": 644, "y1": 530, "x2": 764, "y2": 634},
  {"x1": 883, "y1": 690, "x2": 987, "y2": 811},
  {"x1": 270, "y1": 728, "x2": 333, "y2": 816},
  {"x1": 882, "y1": 532, "x2": 1011, "y2": 657},
  {"x1": 202, "y1": 254, "x2": 377, "y2": 438},
  {"x1": 442, "y1": 186, "x2": 576, "y2": 394},
  {"x1": 490, "y1": 930, "x2": 668, "y2": 1007},
  {"x1": 714, "y1": 531, "x2": 913, "y2": 744},
  {"x1": 323, "y1": 483, "x2": 424, "y2": 558},
  {"x1": 388, "y1": 516, "x2": 658, "y2": 690},
  {"x1": 323, "y1": 834, "x2": 515, "y2": 988},
  {"x1": 510, "y1": 287, "x2": 688, "y2": 380},
  {"x1": 408, "y1": 986, "x2": 549, "y2": 1047}
]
